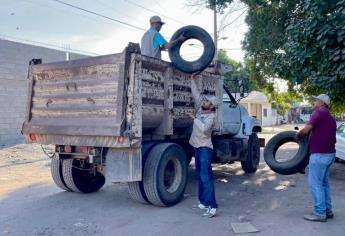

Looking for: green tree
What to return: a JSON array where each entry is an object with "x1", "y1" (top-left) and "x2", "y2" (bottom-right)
[{"x1": 196, "y1": 0, "x2": 345, "y2": 112}]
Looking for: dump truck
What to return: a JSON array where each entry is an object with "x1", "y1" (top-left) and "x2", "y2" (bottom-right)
[{"x1": 22, "y1": 44, "x2": 263, "y2": 207}]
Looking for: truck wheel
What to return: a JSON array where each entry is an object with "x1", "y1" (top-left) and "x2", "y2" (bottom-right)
[
  {"x1": 168, "y1": 25, "x2": 215, "y2": 73},
  {"x1": 143, "y1": 143, "x2": 188, "y2": 207},
  {"x1": 62, "y1": 158, "x2": 105, "y2": 193},
  {"x1": 128, "y1": 142, "x2": 156, "y2": 204},
  {"x1": 51, "y1": 154, "x2": 70, "y2": 191},
  {"x1": 264, "y1": 131, "x2": 309, "y2": 175},
  {"x1": 241, "y1": 133, "x2": 260, "y2": 174}
]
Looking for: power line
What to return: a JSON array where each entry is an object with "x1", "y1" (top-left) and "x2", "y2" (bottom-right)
[
  {"x1": 51, "y1": 0, "x2": 147, "y2": 32},
  {"x1": 50, "y1": 0, "x2": 201, "y2": 50},
  {"x1": 220, "y1": 9, "x2": 247, "y2": 32},
  {"x1": 0, "y1": 34, "x2": 100, "y2": 56},
  {"x1": 124, "y1": 0, "x2": 185, "y2": 25},
  {"x1": 21, "y1": 0, "x2": 136, "y2": 30}
]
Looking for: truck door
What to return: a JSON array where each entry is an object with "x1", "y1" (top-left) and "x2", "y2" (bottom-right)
[{"x1": 222, "y1": 88, "x2": 241, "y2": 135}]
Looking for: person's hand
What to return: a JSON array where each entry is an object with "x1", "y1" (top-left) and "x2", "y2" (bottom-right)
[
  {"x1": 188, "y1": 113, "x2": 196, "y2": 120},
  {"x1": 294, "y1": 133, "x2": 299, "y2": 142},
  {"x1": 178, "y1": 33, "x2": 186, "y2": 42}
]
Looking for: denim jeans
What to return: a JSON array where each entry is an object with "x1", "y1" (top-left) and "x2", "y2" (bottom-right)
[
  {"x1": 308, "y1": 153, "x2": 335, "y2": 217},
  {"x1": 195, "y1": 147, "x2": 218, "y2": 208}
]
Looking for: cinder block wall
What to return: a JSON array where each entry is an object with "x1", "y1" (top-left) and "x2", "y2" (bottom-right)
[{"x1": 0, "y1": 39, "x2": 86, "y2": 147}]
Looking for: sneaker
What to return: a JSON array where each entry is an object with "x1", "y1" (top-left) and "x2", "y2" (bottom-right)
[
  {"x1": 203, "y1": 207, "x2": 217, "y2": 218},
  {"x1": 326, "y1": 211, "x2": 334, "y2": 219},
  {"x1": 303, "y1": 213, "x2": 326, "y2": 222},
  {"x1": 197, "y1": 202, "x2": 207, "y2": 210}
]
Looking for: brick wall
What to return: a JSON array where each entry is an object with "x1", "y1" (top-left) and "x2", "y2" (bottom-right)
[{"x1": 0, "y1": 39, "x2": 87, "y2": 147}]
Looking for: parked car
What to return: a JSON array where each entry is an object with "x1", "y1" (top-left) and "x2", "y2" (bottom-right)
[{"x1": 336, "y1": 123, "x2": 345, "y2": 161}]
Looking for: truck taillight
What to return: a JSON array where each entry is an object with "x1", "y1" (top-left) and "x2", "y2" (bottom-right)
[{"x1": 29, "y1": 133, "x2": 37, "y2": 141}]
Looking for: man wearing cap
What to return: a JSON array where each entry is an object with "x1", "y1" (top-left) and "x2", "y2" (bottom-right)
[
  {"x1": 296, "y1": 94, "x2": 337, "y2": 222},
  {"x1": 141, "y1": 16, "x2": 185, "y2": 59},
  {"x1": 188, "y1": 72, "x2": 218, "y2": 218}
]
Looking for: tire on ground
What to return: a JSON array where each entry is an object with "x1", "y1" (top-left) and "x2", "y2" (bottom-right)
[
  {"x1": 143, "y1": 143, "x2": 188, "y2": 207},
  {"x1": 128, "y1": 142, "x2": 157, "y2": 204},
  {"x1": 264, "y1": 131, "x2": 309, "y2": 175},
  {"x1": 51, "y1": 154, "x2": 70, "y2": 191},
  {"x1": 241, "y1": 133, "x2": 260, "y2": 174},
  {"x1": 62, "y1": 158, "x2": 105, "y2": 193},
  {"x1": 168, "y1": 25, "x2": 215, "y2": 73}
]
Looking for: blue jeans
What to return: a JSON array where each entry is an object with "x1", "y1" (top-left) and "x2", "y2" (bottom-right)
[
  {"x1": 195, "y1": 147, "x2": 217, "y2": 208},
  {"x1": 308, "y1": 153, "x2": 335, "y2": 217}
]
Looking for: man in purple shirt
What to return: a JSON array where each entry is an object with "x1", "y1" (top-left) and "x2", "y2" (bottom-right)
[{"x1": 296, "y1": 94, "x2": 336, "y2": 222}]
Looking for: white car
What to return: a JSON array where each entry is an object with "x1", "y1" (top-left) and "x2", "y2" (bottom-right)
[{"x1": 336, "y1": 123, "x2": 345, "y2": 161}]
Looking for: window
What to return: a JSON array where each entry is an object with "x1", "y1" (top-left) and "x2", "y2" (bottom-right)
[{"x1": 263, "y1": 108, "x2": 268, "y2": 117}]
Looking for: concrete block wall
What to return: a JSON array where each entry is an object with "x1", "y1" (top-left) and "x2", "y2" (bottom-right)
[{"x1": 0, "y1": 39, "x2": 86, "y2": 147}]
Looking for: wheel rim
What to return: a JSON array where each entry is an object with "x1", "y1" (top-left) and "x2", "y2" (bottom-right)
[{"x1": 163, "y1": 158, "x2": 182, "y2": 193}]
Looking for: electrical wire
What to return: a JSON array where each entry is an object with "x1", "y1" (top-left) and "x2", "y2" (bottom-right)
[
  {"x1": 124, "y1": 0, "x2": 185, "y2": 25},
  {"x1": 51, "y1": 0, "x2": 147, "y2": 31}
]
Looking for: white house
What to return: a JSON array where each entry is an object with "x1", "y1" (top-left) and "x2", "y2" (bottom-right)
[{"x1": 239, "y1": 91, "x2": 277, "y2": 127}]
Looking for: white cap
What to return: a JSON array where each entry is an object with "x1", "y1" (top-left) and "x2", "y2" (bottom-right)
[
  {"x1": 150, "y1": 16, "x2": 165, "y2": 25},
  {"x1": 313, "y1": 94, "x2": 330, "y2": 105},
  {"x1": 205, "y1": 95, "x2": 219, "y2": 108}
]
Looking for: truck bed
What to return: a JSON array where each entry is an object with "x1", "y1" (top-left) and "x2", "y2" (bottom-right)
[{"x1": 22, "y1": 47, "x2": 223, "y2": 148}]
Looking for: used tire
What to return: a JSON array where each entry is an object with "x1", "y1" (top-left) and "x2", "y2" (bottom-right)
[
  {"x1": 51, "y1": 154, "x2": 70, "y2": 191},
  {"x1": 62, "y1": 158, "x2": 105, "y2": 193},
  {"x1": 264, "y1": 131, "x2": 309, "y2": 175},
  {"x1": 168, "y1": 25, "x2": 215, "y2": 73},
  {"x1": 241, "y1": 133, "x2": 260, "y2": 174},
  {"x1": 143, "y1": 143, "x2": 188, "y2": 207},
  {"x1": 128, "y1": 142, "x2": 157, "y2": 204}
]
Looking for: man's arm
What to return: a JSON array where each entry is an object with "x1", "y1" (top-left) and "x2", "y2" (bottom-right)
[
  {"x1": 190, "y1": 73, "x2": 202, "y2": 106},
  {"x1": 162, "y1": 34, "x2": 185, "y2": 50},
  {"x1": 296, "y1": 124, "x2": 313, "y2": 138},
  {"x1": 193, "y1": 115, "x2": 215, "y2": 134}
]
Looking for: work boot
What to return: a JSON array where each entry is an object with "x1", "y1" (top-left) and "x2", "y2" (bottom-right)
[
  {"x1": 203, "y1": 207, "x2": 217, "y2": 218},
  {"x1": 303, "y1": 213, "x2": 326, "y2": 222},
  {"x1": 326, "y1": 211, "x2": 334, "y2": 219}
]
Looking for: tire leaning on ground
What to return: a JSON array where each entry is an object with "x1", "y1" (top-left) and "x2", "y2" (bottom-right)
[
  {"x1": 51, "y1": 154, "x2": 71, "y2": 191},
  {"x1": 143, "y1": 143, "x2": 188, "y2": 207},
  {"x1": 168, "y1": 25, "x2": 215, "y2": 73},
  {"x1": 241, "y1": 133, "x2": 260, "y2": 174},
  {"x1": 127, "y1": 142, "x2": 157, "y2": 204},
  {"x1": 264, "y1": 131, "x2": 309, "y2": 175},
  {"x1": 62, "y1": 158, "x2": 105, "y2": 193}
]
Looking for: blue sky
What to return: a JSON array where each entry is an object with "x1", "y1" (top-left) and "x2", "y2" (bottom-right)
[{"x1": 1, "y1": 0, "x2": 248, "y2": 61}]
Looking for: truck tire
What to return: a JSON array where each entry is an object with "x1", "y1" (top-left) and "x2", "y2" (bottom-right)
[
  {"x1": 62, "y1": 158, "x2": 105, "y2": 193},
  {"x1": 143, "y1": 143, "x2": 188, "y2": 207},
  {"x1": 51, "y1": 154, "x2": 70, "y2": 191},
  {"x1": 264, "y1": 131, "x2": 309, "y2": 175},
  {"x1": 168, "y1": 25, "x2": 215, "y2": 73},
  {"x1": 241, "y1": 133, "x2": 260, "y2": 173},
  {"x1": 128, "y1": 142, "x2": 157, "y2": 204}
]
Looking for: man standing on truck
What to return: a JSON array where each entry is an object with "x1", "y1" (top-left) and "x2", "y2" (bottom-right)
[
  {"x1": 189, "y1": 73, "x2": 218, "y2": 218},
  {"x1": 296, "y1": 94, "x2": 336, "y2": 222},
  {"x1": 141, "y1": 16, "x2": 185, "y2": 59}
]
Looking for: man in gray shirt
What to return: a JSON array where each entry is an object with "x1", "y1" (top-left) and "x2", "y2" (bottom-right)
[{"x1": 141, "y1": 16, "x2": 185, "y2": 59}]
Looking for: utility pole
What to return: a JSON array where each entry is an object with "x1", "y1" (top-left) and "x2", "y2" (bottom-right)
[{"x1": 213, "y1": 2, "x2": 217, "y2": 65}]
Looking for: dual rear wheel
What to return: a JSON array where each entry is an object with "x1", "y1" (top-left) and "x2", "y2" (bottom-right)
[
  {"x1": 128, "y1": 143, "x2": 189, "y2": 207},
  {"x1": 50, "y1": 154, "x2": 105, "y2": 193}
]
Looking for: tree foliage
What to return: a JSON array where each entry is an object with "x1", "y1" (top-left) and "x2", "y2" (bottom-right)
[{"x1": 197, "y1": 0, "x2": 345, "y2": 112}]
